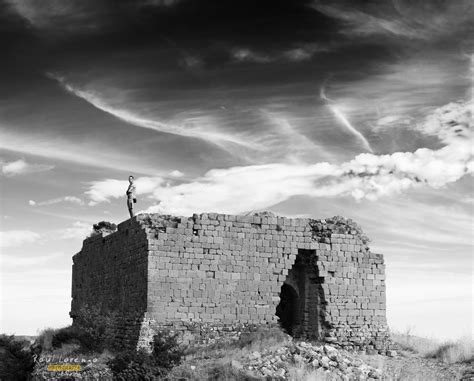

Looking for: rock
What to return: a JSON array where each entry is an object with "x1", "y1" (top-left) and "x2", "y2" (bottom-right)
[
  {"x1": 231, "y1": 360, "x2": 243, "y2": 370},
  {"x1": 338, "y1": 362, "x2": 348, "y2": 371},
  {"x1": 328, "y1": 352, "x2": 339, "y2": 361},
  {"x1": 386, "y1": 350, "x2": 397, "y2": 357},
  {"x1": 329, "y1": 360, "x2": 338, "y2": 367},
  {"x1": 368, "y1": 369, "x2": 382, "y2": 379},
  {"x1": 320, "y1": 356, "x2": 330, "y2": 368},
  {"x1": 293, "y1": 354, "x2": 304, "y2": 363},
  {"x1": 275, "y1": 368, "x2": 286, "y2": 377},
  {"x1": 311, "y1": 358, "x2": 320, "y2": 368},
  {"x1": 250, "y1": 351, "x2": 261, "y2": 360},
  {"x1": 324, "y1": 344, "x2": 337, "y2": 354}
]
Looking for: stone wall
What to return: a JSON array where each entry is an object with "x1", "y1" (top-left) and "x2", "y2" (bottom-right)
[
  {"x1": 71, "y1": 213, "x2": 390, "y2": 352},
  {"x1": 71, "y1": 219, "x2": 149, "y2": 349}
]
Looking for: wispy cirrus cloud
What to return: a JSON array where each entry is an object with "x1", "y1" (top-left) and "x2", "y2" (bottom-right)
[
  {"x1": 84, "y1": 99, "x2": 473, "y2": 214},
  {"x1": 1, "y1": 159, "x2": 54, "y2": 176},
  {"x1": 320, "y1": 85, "x2": 373, "y2": 153},
  {"x1": 312, "y1": 0, "x2": 474, "y2": 41},
  {"x1": 231, "y1": 43, "x2": 331, "y2": 64},
  {"x1": 48, "y1": 73, "x2": 261, "y2": 151},
  {"x1": 0, "y1": 128, "x2": 166, "y2": 175},
  {"x1": 312, "y1": 3, "x2": 424, "y2": 39},
  {"x1": 28, "y1": 196, "x2": 84, "y2": 207}
]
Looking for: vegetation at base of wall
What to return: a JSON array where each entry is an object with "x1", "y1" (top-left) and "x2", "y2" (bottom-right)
[
  {"x1": 236, "y1": 326, "x2": 290, "y2": 350},
  {"x1": 107, "y1": 330, "x2": 185, "y2": 379},
  {"x1": 187, "y1": 326, "x2": 291, "y2": 356},
  {"x1": 36, "y1": 306, "x2": 117, "y2": 353},
  {"x1": 0, "y1": 335, "x2": 36, "y2": 381}
]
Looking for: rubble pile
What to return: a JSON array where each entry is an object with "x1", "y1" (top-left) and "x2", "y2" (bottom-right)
[{"x1": 244, "y1": 341, "x2": 393, "y2": 380}]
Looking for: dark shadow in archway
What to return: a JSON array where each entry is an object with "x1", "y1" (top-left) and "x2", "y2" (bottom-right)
[
  {"x1": 275, "y1": 284, "x2": 299, "y2": 335},
  {"x1": 276, "y1": 249, "x2": 329, "y2": 339}
]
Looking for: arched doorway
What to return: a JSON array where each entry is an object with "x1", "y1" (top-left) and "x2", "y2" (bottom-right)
[
  {"x1": 275, "y1": 284, "x2": 299, "y2": 335},
  {"x1": 275, "y1": 249, "x2": 325, "y2": 339}
]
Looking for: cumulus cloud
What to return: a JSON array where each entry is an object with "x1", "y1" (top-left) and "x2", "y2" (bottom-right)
[
  {"x1": 84, "y1": 99, "x2": 473, "y2": 214},
  {"x1": 1, "y1": 159, "x2": 54, "y2": 177},
  {"x1": 29, "y1": 196, "x2": 84, "y2": 207},
  {"x1": 54, "y1": 221, "x2": 91, "y2": 240},
  {"x1": 1, "y1": 252, "x2": 64, "y2": 267},
  {"x1": 169, "y1": 170, "x2": 184, "y2": 178},
  {"x1": 86, "y1": 177, "x2": 164, "y2": 205},
  {"x1": 0, "y1": 230, "x2": 41, "y2": 248}
]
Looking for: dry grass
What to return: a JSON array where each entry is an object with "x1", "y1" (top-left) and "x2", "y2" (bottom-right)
[
  {"x1": 425, "y1": 336, "x2": 473, "y2": 364},
  {"x1": 391, "y1": 329, "x2": 473, "y2": 365},
  {"x1": 390, "y1": 329, "x2": 439, "y2": 355}
]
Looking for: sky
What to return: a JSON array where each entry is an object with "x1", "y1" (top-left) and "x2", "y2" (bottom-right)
[{"x1": 0, "y1": 0, "x2": 472, "y2": 340}]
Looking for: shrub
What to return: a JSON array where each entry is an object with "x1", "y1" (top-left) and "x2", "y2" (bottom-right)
[
  {"x1": 91, "y1": 221, "x2": 117, "y2": 236},
  {"x1": 108, "y1": 330, "x2": 184, "y2": 379},
  {"x1": 237, "y1": 326, "x2": 289, "y2": 350},
  {"x1": 426, "y1": 338, "x2": 473, "y2": 364},
  {"x1": 0, "y1": 334, "x2": 35, "y2": 381},
  {"x1": 36, "y1": 307, "x2": 117, "y2": 353},
  {"x1": 108, "y1": 349, "x2": 151, "y2": 376},
  {"x1": 72, "y1": 305, "x2": 117, "y2": 352},
  {"x1": 309, "y1": 216, "x2": 370, "y2": 245},
  {"x1": 150, "y1": 330, "x2": 184, "y2": 370},
  {"x1": 35, "y1": 328, "x2": 55, "y2": 352},
  {"x1": 51, "y1": 326, "x2": 82, "y2": 349}
]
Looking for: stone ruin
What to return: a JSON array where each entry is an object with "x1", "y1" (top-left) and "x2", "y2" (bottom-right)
[{"x1": 71, "y1": 212, "x2": 390, "y2": 352}]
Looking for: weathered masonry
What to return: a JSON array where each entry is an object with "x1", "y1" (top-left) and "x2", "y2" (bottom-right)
[{"x1": 71, "y1": 213, "x2": 390, "y2": 352}]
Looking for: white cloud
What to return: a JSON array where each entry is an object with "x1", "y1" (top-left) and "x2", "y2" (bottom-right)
[
  {"x1": 83, "y1": 100, "x2": 472, "y2": 215},
  {"x1": 86, "y1": 177, "x2": 164, "y2": 205},
  {"x1": 29, "y1": 196, "x2": 84, "y2": 207},
  {"x1": 0, "y1": 129, "x2": 166, "y2": 175},
  {"x1": 1, "y1": 252, "x2": 64, "y2": 267},
  {"x1": 232, "y1": 44, "x2": 330, "y2": 64},
  {"x1": 0, "y1": 230, "x2": 41, "y2": 248},
  {"x1": 312, "y1": 1, "x2": 473, "y2": 43},
  {"x1": 54, "y1": 221, "x2": 91, "y2": 240},
  {"x1": 169, "y1": 170, "x2": 184, "y2": 178},
  {"x1": 1, "y1": 159, "x2": 54, "y2": 177},
  {"x1": 232, "y1": 48, "x2": 272, "y2": 63}
]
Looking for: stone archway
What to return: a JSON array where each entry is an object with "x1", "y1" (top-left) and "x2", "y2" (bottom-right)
[{"x1": 276, "y1": 249, "x2": 325, "y2": 338}]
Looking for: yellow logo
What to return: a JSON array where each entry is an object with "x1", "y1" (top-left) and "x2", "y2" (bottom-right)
[{"x1": 47, "y1": 364, "x2": 81, "y2": 372}]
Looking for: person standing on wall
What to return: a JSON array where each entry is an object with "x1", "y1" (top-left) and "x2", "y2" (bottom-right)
[{"x1": 126, "y1": 175, "x2": 137, "y2": 218}]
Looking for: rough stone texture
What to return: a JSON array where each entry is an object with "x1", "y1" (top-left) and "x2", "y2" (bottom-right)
[{"x1": 71, "y1": 213, "x2": 390, "y2": 352}]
